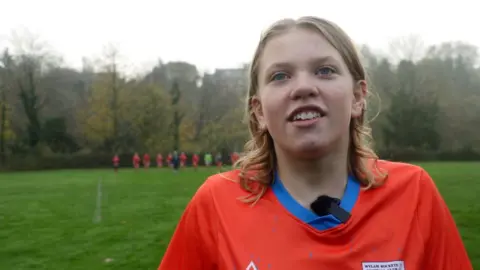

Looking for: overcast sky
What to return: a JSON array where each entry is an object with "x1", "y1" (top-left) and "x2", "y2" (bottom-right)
[{"x1": 0, "y1": 0, "x2": 478, "y2": 74}]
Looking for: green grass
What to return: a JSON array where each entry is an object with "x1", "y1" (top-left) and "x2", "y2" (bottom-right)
[
  {"x1": 0, "y1": 162, "x2": 478, "y2": 269},
  {"x1": 416, "y1": 162, "x2": 480, "y2": 268}
]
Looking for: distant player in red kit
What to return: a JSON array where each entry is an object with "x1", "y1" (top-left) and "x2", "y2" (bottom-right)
[
  {"x1": 230, "y1": 152, "x2": 239, "y2": 166},
  {"x1": 112, "y1": 154, "x2": 120, "y2": 173},
  {"x1": 132, "y1": 152, "x2": 140, "y2": 169},
  {"x1": 192, "y1": 153, "x2": 199, "y2": 171},
  {"x1": 180, "y1": 152, "x2": 187, "y2": 167},
  {"x1": 156, "y1": 153, "x2": 163, "y2": 168},
  {"x1": 167, "y1": 153, "x2": 173, "y2": 168},
  {"x1": 143, "y1": 153, "x2": 151, "y2": 169}
]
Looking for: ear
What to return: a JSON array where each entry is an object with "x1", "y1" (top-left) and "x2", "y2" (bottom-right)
[
  {"x1": 250, "y1": 95, "x2": 266, "y2": 128},
  {"x1": 351, "y1": 80, "x2": 367, "y2": 118}
]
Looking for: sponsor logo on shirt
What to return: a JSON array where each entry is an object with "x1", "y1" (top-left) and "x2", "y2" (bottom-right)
[{"x1": 362, "y1": 260, "x2": 405, "y2": 270}]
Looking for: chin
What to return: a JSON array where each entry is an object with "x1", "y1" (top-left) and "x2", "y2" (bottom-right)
[{"x1": 290, "y1": 140, "x2": 329, "y2": 159}]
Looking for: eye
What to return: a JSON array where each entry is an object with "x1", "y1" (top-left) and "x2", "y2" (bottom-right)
[
  {"x1": 271, "y1": 72, "x2": 290, "y2": 81},
  {"x1": 315, "y1": 66, "x2": 336, "y2": 77}
]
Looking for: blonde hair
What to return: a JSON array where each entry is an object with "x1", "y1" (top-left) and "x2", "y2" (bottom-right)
[{"x1": 234, "y1": 16, "x2": 387, "y2": 204}]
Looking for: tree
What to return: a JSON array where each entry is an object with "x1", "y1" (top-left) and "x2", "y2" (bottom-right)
[
  {"x1": 125, "y1": 83, "x2": 172, "y2": 152},
  {"x1": 194, "y1": 74, "x2": 216, "y2": 140},
  {"x1": 43, "y1": 117, "x2": 78, "y2": 153},
  {"x1": 420, "y1": 42, "x2": 480, "y2": 151},
  {"x1": 16, "y1": 54, "x2": 43, "y2": 147},
  {"x1": 383, "y1": 60, "x2": 440, "y2": 150},
  {"x1": 368, "y1": 58, "x2": 396, "y2": 148},
  {"x1": 170, "y1": 80, "x2": 183, "y2": 151},
  {"x1": 76, "y1": 46, "x2": 128, "y2": 152},
  {"x1": 7, "y1": 31, "x2": 60, "y2": 149},
  {"x1": 388, "y1": 34, "x2": 426, "y2": 63},
  {"x1": 0, "y1": 49, "x2": 15, "y2": 163},
  {"x1": 99, "y1": 45, "x2": 122, "y2": 153}
]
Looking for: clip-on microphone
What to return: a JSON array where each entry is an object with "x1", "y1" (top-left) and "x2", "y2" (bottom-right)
[{"x1": 310, "y1": 195, "x2": 351, "y2": 223}]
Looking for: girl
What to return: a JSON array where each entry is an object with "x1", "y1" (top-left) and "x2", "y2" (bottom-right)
[{"x1": 158, "y1": 16, "x2": 472, "y2": 270}]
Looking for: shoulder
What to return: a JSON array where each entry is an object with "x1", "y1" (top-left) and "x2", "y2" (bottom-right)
[
  {"x1": 376, "y1": 159, "x2": 424, "y2": 176},
  {"x1": 200, "y1": 169, "x2": 251, "y2": 195},
  {"x1": 374, "y1": 159, "x2": 435, "y2": 191},
  {"x1": 189, "y1": 169, "x2": 250, "y2": 209},
  {"x1": 363, "y1": 160, "x2": 440, "y2": 210},
  {"x1": 358, "y1": 160, "x2": 443, "y2": 226}
]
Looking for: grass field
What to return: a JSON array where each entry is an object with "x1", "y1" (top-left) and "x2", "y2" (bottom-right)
[{"x1": 0, "y1": 162, "x2": 479, "y2": 269}]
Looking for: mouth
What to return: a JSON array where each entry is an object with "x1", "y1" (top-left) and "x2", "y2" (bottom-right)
[{"x1": 287, "y1": 105, "x2": 326, "y2": 122}]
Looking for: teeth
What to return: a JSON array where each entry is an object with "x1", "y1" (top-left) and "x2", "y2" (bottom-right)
[{"x1": 293, "y1": 111, "x2": 321, "y2": 121}]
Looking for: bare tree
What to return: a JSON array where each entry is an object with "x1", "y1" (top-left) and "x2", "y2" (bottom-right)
[
  {"x1": 96, "y1": 44, "x2": 123, "y2": 152},
  {"x1": 7, "y1": 29, "x2": 60, "y2": 148},
  {"x1": 389, "y1": 34, "x2": 426, "y2": 63}
]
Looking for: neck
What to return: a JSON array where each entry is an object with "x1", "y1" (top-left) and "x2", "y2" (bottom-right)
[{"x1": 275, "y1": 145, "x2": 349, "y2": 208}]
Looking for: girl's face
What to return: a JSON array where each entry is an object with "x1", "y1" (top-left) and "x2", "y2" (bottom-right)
[{"x1": 252, "y1": 27, "x2": 365, "y2": 158}]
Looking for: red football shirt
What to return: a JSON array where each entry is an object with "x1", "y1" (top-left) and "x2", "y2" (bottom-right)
[
  {"x1": 112, "y1": 155, "x2": 119, "y2": 165},
  {"x1": 158, "y1": 160, "x2": 472, "y2": 270},
  {"x1": 231, "y1": 152, "x2": 239, "y2": 164}
]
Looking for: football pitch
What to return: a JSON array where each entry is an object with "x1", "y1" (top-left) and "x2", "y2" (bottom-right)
[{"x1": 0, "y1": 162, "x2": 479, "y2": 270}]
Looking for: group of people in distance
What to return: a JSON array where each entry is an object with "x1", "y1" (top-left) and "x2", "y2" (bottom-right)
[{"x1": 112, "y1": 151, "x2": 240, "y2": 173}]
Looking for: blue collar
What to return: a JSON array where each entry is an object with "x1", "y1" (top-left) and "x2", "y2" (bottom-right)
[{"x1": 271, "y1": 172, "x2": 360, "y2": 231}]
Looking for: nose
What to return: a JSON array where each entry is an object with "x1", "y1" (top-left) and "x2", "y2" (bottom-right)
[{"x1": 289, "y1": 72, "x2": 320, "y2": 100}]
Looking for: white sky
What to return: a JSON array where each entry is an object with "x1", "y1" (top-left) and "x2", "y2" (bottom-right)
[{"x1": 0, "y1": 0, "x2": 478, "y2": 74}]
